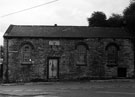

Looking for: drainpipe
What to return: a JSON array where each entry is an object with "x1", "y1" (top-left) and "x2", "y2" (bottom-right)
[
  {"x1": 133, "y1": 38, "x2": 135, "y2": 78},
  {"x1": 132, "y1": 37, "x2": 135, "y2": 78},
  {"x1": 5, "y1": 39, "x2": 9, "y2": 82}
]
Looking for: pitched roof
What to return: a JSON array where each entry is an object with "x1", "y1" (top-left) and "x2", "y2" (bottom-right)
[{"x1": 4, "y1": 25, "x2": 132, "y2": 38}]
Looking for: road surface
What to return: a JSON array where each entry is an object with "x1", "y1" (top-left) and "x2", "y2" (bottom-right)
[{"x1": 0, "y1": 80, "x2": 135, "y2": 97}]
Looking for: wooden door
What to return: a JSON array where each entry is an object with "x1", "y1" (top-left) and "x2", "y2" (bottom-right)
[{"x1": 48, "y1": 59, "x2": 58, "y2": 79}]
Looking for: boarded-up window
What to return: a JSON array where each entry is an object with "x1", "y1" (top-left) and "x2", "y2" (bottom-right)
[
  {"x1": 76, "y1": 45, "x2": 87, "y2": 66},
  {"x1": 107, "y1": 44, "x2": 118, "y2": 66},
  {"x1": 21, "y1": 44, "x2": 32, "y2": 64}
]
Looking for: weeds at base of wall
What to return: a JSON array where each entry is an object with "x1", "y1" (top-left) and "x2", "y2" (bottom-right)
[{"x1": 1, "y1": 76, "x2": 135, "y2": 83}]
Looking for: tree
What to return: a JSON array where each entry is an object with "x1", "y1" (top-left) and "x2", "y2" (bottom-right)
[
  {"x1": 130, "y1": 0, "x2": 135, "y2": 3},
  {"x1": 88, "y1": 11, "x2": 107, "y2": 27},
  {"x1": 123, "y1": 2, "x2": 135, "y2": 34},
  {"x1": 107, "y1": 14, "x2": 124, "y2": 27},
  {"x1": 0, "y1": 46, "x2": 4, "y2": 58},
  {"x1": 123, "y1": 2, "x2": 135, "y2": 77}
]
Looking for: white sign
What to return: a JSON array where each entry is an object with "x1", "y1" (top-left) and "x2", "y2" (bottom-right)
[
  {"x1": 0, "y1": 58, "x2": 3, "y2": 64},
  {"x1": 49, "y1": 41, "x2": 60, "y2": 45}
]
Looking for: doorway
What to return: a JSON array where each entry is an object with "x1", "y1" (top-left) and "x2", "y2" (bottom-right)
[
  {"x1": 118, "y1": 67, "x2": 127, "y2": 77},
  {"x1": 47, "y1": 58, "x2": 59, "y2": 79}
]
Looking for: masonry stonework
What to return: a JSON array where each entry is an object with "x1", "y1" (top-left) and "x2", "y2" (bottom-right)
[{"x1": 4, "y1": 37, "x2": 134, "y2": 82}]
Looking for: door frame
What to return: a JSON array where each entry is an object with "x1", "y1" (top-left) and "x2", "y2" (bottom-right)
[{"x1": 47, "y1": 57, "x2": 59, "y2": 80}]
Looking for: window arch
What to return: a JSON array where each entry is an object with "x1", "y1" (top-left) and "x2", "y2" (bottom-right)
[
  {"x1": 21, "y1": 44, "x2": 32, "y2": 64},
  {"x1": 76, "y1": 44, "x2": 87, "y2": 66},
  {"x1": 106, "y1": 43, "x2": 119, "y2": 66}
]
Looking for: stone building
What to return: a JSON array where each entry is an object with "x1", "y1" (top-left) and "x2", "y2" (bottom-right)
[{"x1": 3, "y1": 25, "x2": 134, "y2": 82}]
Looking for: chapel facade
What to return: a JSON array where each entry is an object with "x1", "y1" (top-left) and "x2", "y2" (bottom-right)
[{"x1": 3, "y1": 25, "x2": 134, "y2": 82}]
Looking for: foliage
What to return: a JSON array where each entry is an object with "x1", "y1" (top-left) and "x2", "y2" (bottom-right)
[
  {"x1": 123, "y1": 2, "x2": 135, "y2": 34},
  {"x1": 88, "y1": 11, "x2": 107, "y2": 27},
  {"x1": 87, "y1": 2, "x2": 135, "y2": 30},
  {"x1": 107, "y1": 14, "x2": 124, "y2": 27},
  {"x1": 88, "y1": 12, "x2": 124, "y2": 27},
  {"x1": 0, "y1": 46, "x2": 3, "y2": 58}
]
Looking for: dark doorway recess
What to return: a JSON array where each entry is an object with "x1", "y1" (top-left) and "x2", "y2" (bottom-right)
[{"x1": 118, "y1": 67, "x2": 127, "y2": 77}]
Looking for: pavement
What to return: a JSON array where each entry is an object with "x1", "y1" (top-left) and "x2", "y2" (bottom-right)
[{"x1": 0, "y1": 79, "x2": 135, "y2": 97}]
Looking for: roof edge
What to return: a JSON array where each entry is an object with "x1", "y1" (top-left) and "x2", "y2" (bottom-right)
[
  {"x1": 3, "y1": 25, "x2": 14, "y2": 38},
  {"x1": 4, "y1": 24, "x2": 126, "y2": 29}
]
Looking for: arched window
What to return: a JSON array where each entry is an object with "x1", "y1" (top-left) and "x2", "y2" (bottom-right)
[
  {"x1": 21, "y1": 44, "x2": 32, "y2": 64},
  {"x1": 76, "y1": 44, "x2": 87, "y2": 66},
  {"x1": 106, "y1": 44, "x2": 119, "y2": 66}
]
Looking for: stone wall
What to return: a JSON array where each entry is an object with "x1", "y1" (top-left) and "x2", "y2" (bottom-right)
[{"x1": 3, "y1": 38, "x2": 134, "y2": 82}]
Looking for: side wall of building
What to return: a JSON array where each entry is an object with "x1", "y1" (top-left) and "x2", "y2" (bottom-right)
[{"x1": 3, "y1": 38, "x2": 134, "y2": 82}]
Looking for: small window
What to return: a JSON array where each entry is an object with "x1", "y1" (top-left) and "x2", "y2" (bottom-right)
[
  {"x1": 21, "y1": 44, "x2": 32, "y2": 64},
  {"x1": 106, "y1": 44, "x2": 119, "y2": 66},
  {"x1": 76, "y1": 45, "x2": 87, "y2": 66}
]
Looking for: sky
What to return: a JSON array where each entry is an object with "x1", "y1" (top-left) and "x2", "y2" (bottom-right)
[{"x1": 0, "y1": 0, "x2": 131, "y2": 45}]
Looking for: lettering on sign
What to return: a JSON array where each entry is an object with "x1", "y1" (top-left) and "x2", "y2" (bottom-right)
[{"x1": 49, "y1": 41, "x2": 60, "y2": 45}]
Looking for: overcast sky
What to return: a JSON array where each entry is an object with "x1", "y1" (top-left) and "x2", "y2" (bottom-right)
[{"x1": 0, "y1": 0, "x2": 131, "y2": 45}]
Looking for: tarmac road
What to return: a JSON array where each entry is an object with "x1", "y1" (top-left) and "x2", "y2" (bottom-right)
[{"x1": 0, "y1": 80, "x2": 135, "y2": 97}]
